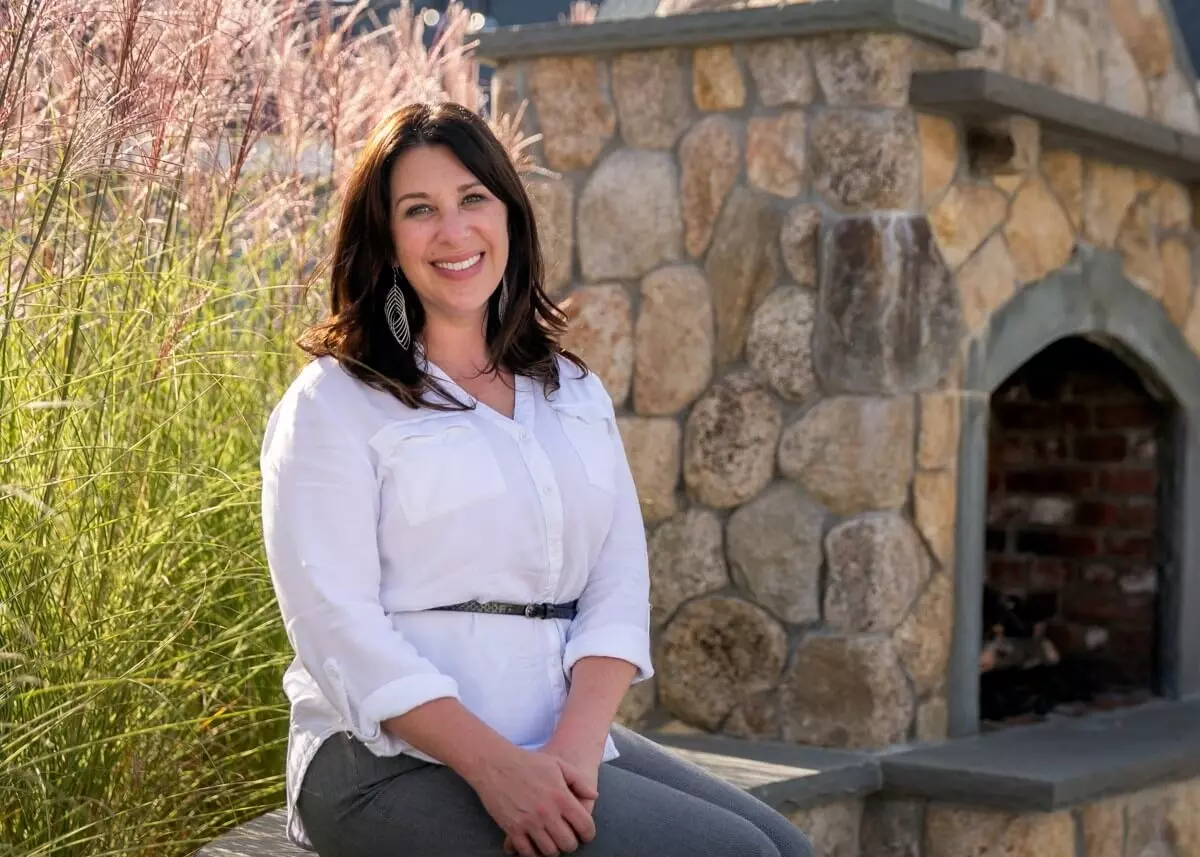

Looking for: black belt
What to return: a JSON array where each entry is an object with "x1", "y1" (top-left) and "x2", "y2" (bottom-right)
[{"x1": 428, "y1": 599, "x2": 578, "y2": 620}]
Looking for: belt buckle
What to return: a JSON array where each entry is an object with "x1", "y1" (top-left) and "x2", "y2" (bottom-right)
[{"x1": 524, "y1": 603, "x2": 548, "y2": 619}]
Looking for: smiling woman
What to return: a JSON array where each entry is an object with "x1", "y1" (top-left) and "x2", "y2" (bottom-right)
[{"x1": 260, "y1": 101, "x2": 815, "y2": 857}]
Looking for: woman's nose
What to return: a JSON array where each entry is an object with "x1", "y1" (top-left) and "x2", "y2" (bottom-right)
[{"x1": 437, "y1": 211, "x2": 471, "y2": 243}]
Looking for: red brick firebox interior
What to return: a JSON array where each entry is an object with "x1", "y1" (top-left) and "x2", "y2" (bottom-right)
[{"x1": 983, "y1": 336, "x2": 1165, "y2": 726}]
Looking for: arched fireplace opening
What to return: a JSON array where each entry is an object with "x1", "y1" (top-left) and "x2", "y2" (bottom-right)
[{"x1": 980, "y1": 336, "x2": 1171, "y2": 729}]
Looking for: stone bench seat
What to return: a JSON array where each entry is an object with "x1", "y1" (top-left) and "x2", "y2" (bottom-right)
[{"x1": 195, "y1": 731, "x2": 882, "y2": 856}]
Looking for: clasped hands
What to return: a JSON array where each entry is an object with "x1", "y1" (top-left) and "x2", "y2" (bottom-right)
[{"x1": 467, "y1": 737, "x2": 602, "y2": 857}]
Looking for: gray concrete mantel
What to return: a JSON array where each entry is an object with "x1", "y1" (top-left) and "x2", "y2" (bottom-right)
[
  {"x1": 911, "y1": 68, "x2": 1200, "y2": 181},
  {"x1": 474, "y1": 0, "x2": 980, "y2": 62}
]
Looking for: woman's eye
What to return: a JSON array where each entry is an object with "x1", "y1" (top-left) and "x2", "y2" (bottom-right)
[
  {"x1": 405, "y1": 204, "x2": 432, "y2": 217},
  {"x1": 463, "y1": 192, "x2": 487, "y2": 205}
]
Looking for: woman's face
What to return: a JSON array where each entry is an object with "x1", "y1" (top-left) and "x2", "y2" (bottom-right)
[{"x1": 387, "y1": 144, "x2": 510, "y2": 329}]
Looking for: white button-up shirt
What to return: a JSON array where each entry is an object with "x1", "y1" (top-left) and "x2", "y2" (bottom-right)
[{"x1": 259, "y1": 354, "x2": 654, "y2": 849}]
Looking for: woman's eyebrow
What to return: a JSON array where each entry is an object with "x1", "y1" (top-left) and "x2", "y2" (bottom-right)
[{"x1": 394, "y1": 182, "x2": 483, "y2": 208}]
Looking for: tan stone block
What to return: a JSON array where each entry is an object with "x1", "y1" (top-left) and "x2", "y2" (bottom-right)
[
  {"x1": 780, "y1": 204, "x2": 821, "y2": 290},
  {"x1": 1005, "y1": 179, "x2": 1076, "y2": 285},
  {"x1": 926, "y1": 806, "x2": 1075, "y2": 857},
  {"x1": 1154, "y1": 181, "x2": 1192, "y2": 232},
  {"x1": 611, "y1": 49, "x2": 690, "y2": 150},
  {"x1": 693, "y1": 45, "x2": 746, "y2": 111},
  {"x1": 1080, "y1": 797, "x2": 1125, "y2": 857},
  {"x1": 1100, "y1": 23, "x2": 1151, "y2": 117},
  {"x1": 528, "y1": 56, "x2": 616, "y2": 171},
  {"x1": 635, "y1": 265, "x2": 714, "y2": 415},
  {"x1": 724, "y1": 690, "x2": 781, "y2": 741},
  {"x1": 956, "y1": 233, "x2": 1017, "y2": 334},
  {"x1": 614, "y1": 678, "x2": 657, "y2": 728},
  {"x1": 746, "y1": 37, "x2": 814, "y2": 108},
  {"x1": 1166, "y1": 779, "x2": 1200, "y2": 857},
  {"x1": 617, "y1": 417, "x2": 681, "y2": 523},
  {"x1": 919, "y1": 391, "x2": 961, "y2": 471},
  {"x1": 1109, "y1": 0, "x2": 1174, "y2": 80},
  {"x1": 747, "y1": 112, "x2": 807, "y2": 198},
  {"x1": 788, "y1": 800, "x2": 864, "y2": 857},
  {"x1": 561, "y1": 284, "x2": 633, "y2": 405},
  {"x1": 1042, "y1": 149, "x2": 1083, "y2": 232},
  {"x1": 747, "y1": 287, "x2": 817, "y2": 404},
  {"x1": 525, "y1": 177, "x2": 574, "y2": 296},
  {"x1": 861, "y1": 797, "x2": 924, "y2": 857},
  {"x1": 825, "y1": 513, "x2": 930, "y2": 634},
  {"x1": 679, "y1": 116, "x2": 741, "y2": 258},
  {"x1": 578, "y1": 149, "x2": 683, "y2": 281},
  {"x1": 706, "y1": 187, "x2": 780, "y2": 367},
  {"x1": 1118, "y1": 199, "x2": 1164, "y2": 299},
  {"x1": 958, "y1": 14, "x2": 1007, "y2": 74},
  {"x1": 1126, "y1": 785, "x2": 1174, "y2": 856},
  {"x1": 729, "y1": 483, "x2": 824, "y2": 624},
  {"x1": 782, "y1": 636, "x2": 915, "y2": 749},
  {"x1": 648, "y1": 508, "x2": 727, "y2": 627},
  {"x1": 778, "y1": 396, "x2": 915, "y2": 516},
  {"x1": 929, "y1": 183, "x2": 1009, "y2": 270},
  {"x1": 658, "y1": 596, "x2": 787, "y2": 730},
  {"x1": 811, "y1": 109, "x2": 920, "y2": 213},
  {"x1": 914, "y1": 470, "x2": 956, "y2": 569},
  {"x1": 896, "y1": 570, "x2": 953, "y2": 696},
  {"x1": 1161, "y1": 237, "x2": 1193, "y2": 329},
  {"x1": 918, "y1": 113, "x2": 958, "y2": 207},
  {"x1": 916, "y1": 696, "x2": 949, "y2": 743},
  {"x1": 1134, "y1": 173, "x2": 1160, "y2": 198},
  {"x1": 683, "y1": 372, "x2": 781, "y2": 509},
  {"x1": 1083, "y1": 161, "x2": 1139, "y2": 249},
  {"x1": 812, "y1": 32, "x2": 911, "y2": 107},
  {"x1": 1150, "y1": 64, "x2": 1200, "y2": 135},
  {"x1": 992, "y1": 174, "x2": 1025, "y2": 197}
]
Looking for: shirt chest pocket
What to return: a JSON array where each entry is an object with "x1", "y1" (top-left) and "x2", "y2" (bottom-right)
[
  {"x1": 369, "y1": 416, "x2": 506, "y2": 526},
  {"x1": 551, "y1": 400, "x2": 616, "y2": 494}
]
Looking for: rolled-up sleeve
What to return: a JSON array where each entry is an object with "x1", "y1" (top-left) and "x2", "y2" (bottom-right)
[
  {"x1": 260, "y1": 382, "x2": 459, "y2": 751},
  {"x1": 562, "y1": 381, "x2": 654, "y2": 684}
]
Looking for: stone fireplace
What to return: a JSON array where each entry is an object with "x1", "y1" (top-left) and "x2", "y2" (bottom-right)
[
  {"x1": 982, "y1": 335, "x2": 1167, "y2": 726},
  {"x1": 476, "y1": 0, "x2": 1200, "y2": 854}
]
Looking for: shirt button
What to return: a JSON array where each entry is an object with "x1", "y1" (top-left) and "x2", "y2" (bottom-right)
[
  {"x1": 543, "y1": 485, "x2": 554, "y2": 496},
  {"x1": 518, "y1": 430, "x2": 530, "y2": 441}
]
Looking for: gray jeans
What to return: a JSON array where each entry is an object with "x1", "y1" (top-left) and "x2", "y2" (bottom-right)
[{"x1": 297, "y1": 725, "x2": 814, "y2": 857}]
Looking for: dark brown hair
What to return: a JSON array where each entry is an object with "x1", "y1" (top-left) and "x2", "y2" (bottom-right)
[{"x1": 297, "y1": 101, "x2": 585, "y2": 408}]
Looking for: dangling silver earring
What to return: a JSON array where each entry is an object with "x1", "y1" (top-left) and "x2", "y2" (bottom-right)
[
  {"x1": 385, "y1": 266, "x2": 411, "y2": 350},
  {"x1": 497, "y1": 276, "x2": 510, "y2": 325}
]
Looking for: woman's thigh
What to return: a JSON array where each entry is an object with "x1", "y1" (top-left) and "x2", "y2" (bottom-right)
[
  {"x1": 296, "y1": 732, "x2": 794, "y2": 857},
  {"x1": 609, "y1": 725, "x2": 814, "y2": 857}
]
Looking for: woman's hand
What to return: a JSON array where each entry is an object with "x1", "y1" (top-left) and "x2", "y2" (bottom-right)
[
  {"x1": 503, "y1": 740, "x2": 604, "y2": 855},
  {"x1": 464, "y1": 744, "x2": 597, "y2": 857}
]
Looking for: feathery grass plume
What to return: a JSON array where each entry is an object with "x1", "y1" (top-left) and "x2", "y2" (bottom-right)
[{"x1": 0, "y1": 1, "x2": 536, "y2": 854}]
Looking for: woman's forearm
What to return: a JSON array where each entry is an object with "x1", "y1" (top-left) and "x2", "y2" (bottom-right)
[
  {"x1": 551, "y1": 656, "x2": 638, "y2": 761},
  {"x1": 383, "y1": 697, "x2": 517, "y2": 784}
]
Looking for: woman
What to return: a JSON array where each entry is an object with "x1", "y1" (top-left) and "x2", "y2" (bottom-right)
[{"x1": 260, "y1": 101, "x2": 813, "y2": 857}]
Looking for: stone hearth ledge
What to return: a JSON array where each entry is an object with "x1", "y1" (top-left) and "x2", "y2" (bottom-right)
[
  {"x1": 474, "y1": 0, "x2": 980, "y2": 61},
  {"x1": 195, "y1": 733, "x2": 882, "y2": 856},
  {"x1": 910, "y1": 68, "x2": 1200, "y2": 181},
  {"x1": 197, "y1": 701, "x2": 1200, "y2": 854},
  {"x1": 881, "y1": 699, "x2": 1200, "y2": 812}
]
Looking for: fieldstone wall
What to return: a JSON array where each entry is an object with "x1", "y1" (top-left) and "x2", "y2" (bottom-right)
[
  {"x1": 859, "y1": 776, "x2": 1200, "y2": 857},
  {"x1": 655, "y1": 0, "x2": 1200, "y2": 136},
  {"x1": 491, "y1": 0, "x2": 1200, "y2": 753}
]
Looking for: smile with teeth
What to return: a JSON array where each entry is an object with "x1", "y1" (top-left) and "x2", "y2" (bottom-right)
[{"x1": 433, "y1": 253, "x2": 482, "y2": 271}]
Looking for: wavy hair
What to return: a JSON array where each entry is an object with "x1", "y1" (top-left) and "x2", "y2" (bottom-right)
[{"x1": 296, "y1": 101, "x2": 584, "y2": 408}]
